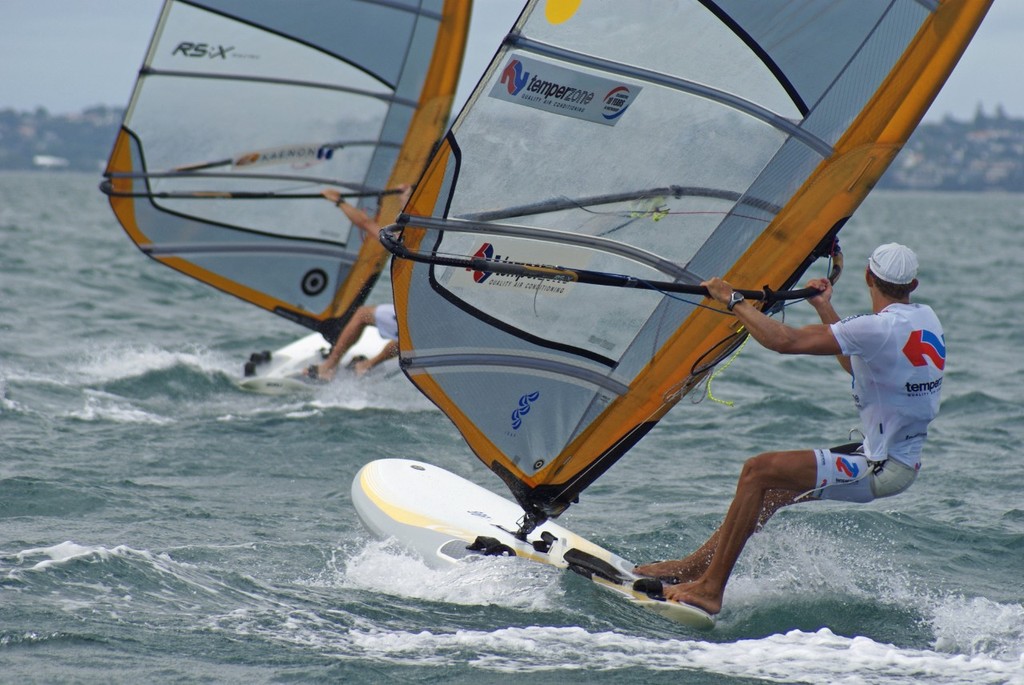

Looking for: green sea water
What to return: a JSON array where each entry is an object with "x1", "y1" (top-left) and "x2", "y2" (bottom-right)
[{"x1": 1, "y1": 171, "x2": 1022, "y2": 683}]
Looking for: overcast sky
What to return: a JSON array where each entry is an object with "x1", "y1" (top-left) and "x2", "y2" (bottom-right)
[{"x1": 1, "y1": 1, "x2": 1018, "y2": 122}]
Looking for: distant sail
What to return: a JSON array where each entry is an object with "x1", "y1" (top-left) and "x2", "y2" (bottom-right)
[
  {"x1": 102, "y1": 0, "x2": 471, "y2": 341},
  {"x1": 385, "y1": 0, "x2": 990, "y2": 532}
]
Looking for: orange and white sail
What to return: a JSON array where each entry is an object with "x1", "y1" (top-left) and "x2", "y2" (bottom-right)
[
  {"x1": 385, "y1": 0, "x2": 991, "y2": 531},
  {"x1": 103, "y1": 0, "x2": 471, "y2": 341}
]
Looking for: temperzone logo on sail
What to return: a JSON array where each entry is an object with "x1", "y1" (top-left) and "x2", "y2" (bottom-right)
[
  {"x1": 500, "y1": 60, "x2": 530, "y2": 96},
  {"x1": 489, "y1": 54, "x2": 640, "y2": 126},
  {"x1": 470, "y1": 243, "x2": 497, "y2": 283}
]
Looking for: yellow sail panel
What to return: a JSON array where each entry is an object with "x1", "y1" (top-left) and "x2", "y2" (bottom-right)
[
  {"x1": 105, "y1": 129, "x2": 143, "y2": 246},
  {"x1": 324, "y1": 0, "x2": 473, "y2": 325},
  {"x1": 388, "y1": 0, "x2": 990, "y2": 525},
  {"x1": 102, "y1": 0, "x2": 471, "y2": 338}
]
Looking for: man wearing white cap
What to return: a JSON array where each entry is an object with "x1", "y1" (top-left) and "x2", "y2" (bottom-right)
[{"x1": 637, "y1": 243, "x2": 945, "y2": 616}]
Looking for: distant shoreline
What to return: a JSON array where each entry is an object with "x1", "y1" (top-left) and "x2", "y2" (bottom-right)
[{"x1": 2, "y1": 104, "x2": 1022, "y2": 192}]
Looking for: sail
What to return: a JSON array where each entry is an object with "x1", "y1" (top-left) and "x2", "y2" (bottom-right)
[
  {"x1": 385, "y1": 0, "x2": 990, "y2": 530},
  {"x1": 102, "y1": 0, "x2": 471, "y2": 340}
]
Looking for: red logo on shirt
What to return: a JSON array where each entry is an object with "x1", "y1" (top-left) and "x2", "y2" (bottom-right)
[{"x1": 902, "y1": 330, "x2": 946, "y2": 370}]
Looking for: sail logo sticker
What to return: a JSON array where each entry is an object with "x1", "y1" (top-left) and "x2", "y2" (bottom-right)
[
  {"x1": 500, "y1": 60, "x2": 529, "y2": 95},
  {"x1": 440, "y1": 240, "x2": 577, "y2": 297},
  {"x1": 470, "y1": 242, "x2": 499, "y2": 283},
  {"x1": 172, "y1": 42, "x2": 234, "y2": 59},
  {"x1": 601, "y1": 86, "x2": 635, "y2": 120},
  {"x1": 511, "y1": 391, "x2": 540, "y2": 430},
  {"x1": 835, "y1": 456, "x2": 860, "y2": 479},
  {"x1": 457, "y1": 241, "x2": 570, "y2": 296},
  {"x1": 489, "y1": 54, "x2": 641, "y2": 126},
  {"x1": 902, "y1": 330, "x2": 946, "y2": 370},
  {"x1": 233, "y1": 144, "x2": 334, "y2": 169}
]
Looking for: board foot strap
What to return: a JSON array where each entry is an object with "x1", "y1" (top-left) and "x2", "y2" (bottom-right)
[
  {"x1": 468, "y1": 536, "x2": 517, "y2": 557},
  {"x1": 632, "y1": 577, "x2": 665, "y2": 599},
  {"x1": 563, "y1": 548, "x2": 628, "y2": 584}
]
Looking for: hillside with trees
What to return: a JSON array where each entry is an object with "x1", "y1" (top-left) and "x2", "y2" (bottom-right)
[{"x1": 1, "y1": 104, "x2": 1022, "y2": 192}]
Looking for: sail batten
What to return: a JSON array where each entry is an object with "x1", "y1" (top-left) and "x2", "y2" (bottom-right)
[
  {"x1": 510, "y1": 35, "x2": 834, "y2": 158},
  {"x1": 104, "y1": 0, "x2": 472, "y2": 339},
  {"x1": 461, "y1": 187, "x2": 783, "y2": 222},
  {"x1": 388, "y1": 0, "x2": 990, "y2": 530},
  {"x1": 144, "y1": 243, "x2": 354, "y2": 260},
  {"x1": 405, "y1": 353, "x2": 630, "y2": 395},
  {"x1": 397, "y1": 214, "x2": 694, "y2": 281},
  {"x1": 141, "y1": 68, "x2": 419, "y2": 106}
]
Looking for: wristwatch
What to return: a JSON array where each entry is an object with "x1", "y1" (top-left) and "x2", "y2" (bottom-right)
[{"x1": 727, "y1": 291, "x2": 745, "y2": 311}]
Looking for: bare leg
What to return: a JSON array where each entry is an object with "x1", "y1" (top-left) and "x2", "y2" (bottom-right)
[
  {"x1": 634, "y1": 533, "x2": 719, "y2": 583},
  {"x1": 658, "y1": 450, "x2": 818, "y2": 614},
  {"x1": 312, "y1": 305, "x2": 376, "y2": 381},
  {"x1": 635, "y1": 488, "x2": 800, "y2": 582}
]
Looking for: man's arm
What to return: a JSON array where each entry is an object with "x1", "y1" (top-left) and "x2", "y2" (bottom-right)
[
  {"x1": 321, "y1": 189, "x2": 381, "y2": 239},
  {"x1": 703, "y1": 277, "x2": 843, "y2": 358},
  {"x1": 321, "y1": 184, "x2": 413, "y2": 242},
  {"x1": 803, "y1": 277, "x2": 853, "y2": 374}
]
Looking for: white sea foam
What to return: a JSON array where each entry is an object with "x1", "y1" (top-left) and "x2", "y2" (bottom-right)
[
  {"x1": 308, "y1": 366, "x2": 435, "y2": 413},
  {"x1": 47, "y1": 532, "x2": 1005, "y2": 685},
  {"x1": 324, "y1": 538, "x2": 560, "y2": 611},
  {"x1": 340, "y1": 624, "x2": 1023, "y2": 683},
  {"x1": 10, "y1": 541, "x2": 112, "y2": 569},
  {"x1": 4, "y1": 541, "x2": 187, "y2": 575},
  {"x1": 1, "y1": 541, "x2": 255, "y2": 618},
  {"x1": 930, "y1": 594, "x2": 1024, "y2": 659},
  {"x1": 0, "y1": 375, "x2": 25, "y2": 413},
  {"x1": 66, "y1": 389, "x2": 173, "y2": 424},
  {"x1": 77, "y1": 342, "x2": 225, "y2": 382}
]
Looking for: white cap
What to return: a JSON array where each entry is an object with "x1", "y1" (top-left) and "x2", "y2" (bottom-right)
[{"x1": 868, "y1": 243, "x2": 918, "y2": 284}]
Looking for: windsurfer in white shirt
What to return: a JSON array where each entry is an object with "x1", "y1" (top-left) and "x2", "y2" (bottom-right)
[
  {"x1": 305, "y1": 184, "x2": 411, "y2": 381},
  {"x1": 636, "y1": 243, "x2": 945, "y2": 616}
]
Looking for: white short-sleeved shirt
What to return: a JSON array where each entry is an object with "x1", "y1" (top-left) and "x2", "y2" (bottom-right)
[{"x1": 830, "y1": 303, "x2": 945, "y2": 466}]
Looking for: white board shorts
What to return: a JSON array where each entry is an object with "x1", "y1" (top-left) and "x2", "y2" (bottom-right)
[
  {"x1": 374, "y1": 304, "x2": 398, "y2": 341},
  {"x1": 811, "y1": 446, "x2": 920, "y2": 503}
]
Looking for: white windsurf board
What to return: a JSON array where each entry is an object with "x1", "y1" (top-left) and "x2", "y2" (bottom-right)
[
  {"x1": 237, "y1": 327, "x2": 391, "y2": 394},
  {"x1": 351, "y1": 458, "x2": 715, "y2": 630}
]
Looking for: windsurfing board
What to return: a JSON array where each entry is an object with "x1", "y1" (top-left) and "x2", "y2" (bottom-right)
[
  {"x1": 351, "y1": 458, "x2": 715, "y2": 630},
  {"x1": 236, "y1": 327, "x2": 390, "y2": 394}
]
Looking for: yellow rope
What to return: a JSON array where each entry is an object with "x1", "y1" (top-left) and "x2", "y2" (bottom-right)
[{"x1": 705, "y1": 332, "x2": 749, "y2": 407}]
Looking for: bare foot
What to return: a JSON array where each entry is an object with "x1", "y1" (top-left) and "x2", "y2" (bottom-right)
[
  {"x1": 305, "y1": 364, "x2": 336, "y2": 382},
  {"x1": 662, "y1": 580, "x2": 721, "y2": 615},
  {"x1": 634, "y1": 557, "x2": 707, "y2": 584},
  {"x1": 634, "y1": 561, "x2": 684, "y2": 583}
]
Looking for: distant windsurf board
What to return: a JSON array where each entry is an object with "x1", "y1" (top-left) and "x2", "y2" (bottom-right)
[{"x1": 237, "y1": 327, "x2": 390, "y2": 394}]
